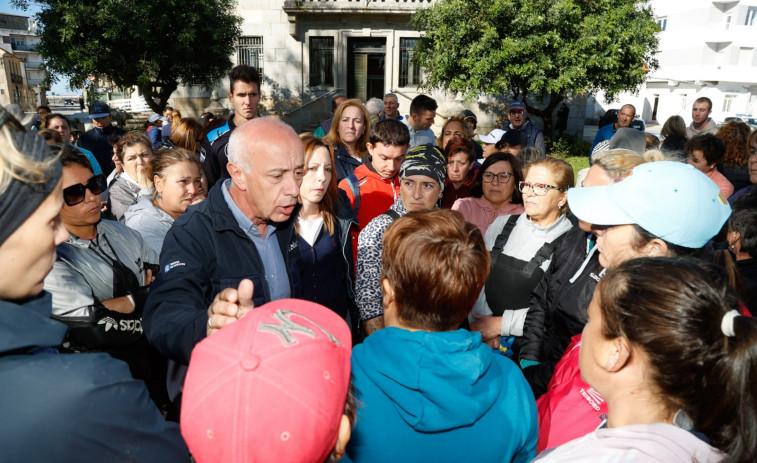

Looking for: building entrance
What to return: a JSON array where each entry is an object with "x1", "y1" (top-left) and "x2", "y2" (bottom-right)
[{"x1": 347, "y1": 37, "x2": 386, "y2": 102}]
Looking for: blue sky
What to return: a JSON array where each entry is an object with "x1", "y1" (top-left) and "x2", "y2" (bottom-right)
[{"x1": 0, "y1": 0, "x2": 75, "y2": 95}]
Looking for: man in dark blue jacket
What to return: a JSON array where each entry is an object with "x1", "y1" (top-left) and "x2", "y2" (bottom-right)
[
  {"x1": 76, "y1": 101, "x2": 126, "y2": 176},
  {"x1": 144, "y1": 118, "x2": 304, "y2": 403}
]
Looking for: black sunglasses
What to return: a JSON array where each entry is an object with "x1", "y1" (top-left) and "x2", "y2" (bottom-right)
[{"x1": 63, "y1": 174, "x2": 106, "y2": 206}]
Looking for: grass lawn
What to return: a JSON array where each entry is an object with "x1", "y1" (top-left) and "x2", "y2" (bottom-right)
[{"x1": 550, "y1": 154, "x2": 590, "y2": 183}]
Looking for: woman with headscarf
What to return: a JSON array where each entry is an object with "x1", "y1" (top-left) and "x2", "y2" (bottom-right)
[{"x1": 355, "y1": 144, "x2": 447, "y2": 336}]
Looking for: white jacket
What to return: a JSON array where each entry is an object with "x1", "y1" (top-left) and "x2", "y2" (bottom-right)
[{"x1": 534, "y1": 422, "x2": 724, "y2": 463}]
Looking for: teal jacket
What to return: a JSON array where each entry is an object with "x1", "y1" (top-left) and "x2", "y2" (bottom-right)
[{"x1": 345, "y1": 327, "x2": 538, "y2": 462}]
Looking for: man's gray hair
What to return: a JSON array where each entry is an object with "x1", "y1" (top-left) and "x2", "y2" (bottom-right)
[
  {"x1": 383, "y1": 93, "x2": 398, "y2": 103},
  {"x1": 227, "y1": 118, "x2": 298, "y2": 173},
  {"x1": 366, "y1": 98, "x2": 384, "y2": 116}
]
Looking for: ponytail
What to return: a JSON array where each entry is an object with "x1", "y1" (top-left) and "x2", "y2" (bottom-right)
[
  {"x1": 697, "y1": 311, "x2": 757, "y2": 463},
  {"x1": 598, "y1": 257, "x2": 757, "y2": 462}
]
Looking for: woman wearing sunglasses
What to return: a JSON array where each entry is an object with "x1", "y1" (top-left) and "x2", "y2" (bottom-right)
[
  {"x1": 0, "y1": 101, "x2": 188, "y2": 461},
  {"x1": 43, "y1": 148, "x2": 170, "y2": 411},
  {"x1": 451, "y1": 152, "x2": 525, "y2": 235},
  {"x1": 470, "y1": 157, "x2": 574, "y2": 357},
  {"x1": 108, "y1": 132, "x2": 155, "y2": 222}
]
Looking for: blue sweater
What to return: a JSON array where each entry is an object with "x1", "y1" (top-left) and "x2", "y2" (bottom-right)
[
  {"x1": 0, "y1": 293, "x2": 189, "y2": 461},
  {"x1": 590, "y1": 123, "x2": 617, "y2": 154},
  {"x1": 344, "y1": 327, "x2": 538, "y2": 462}
]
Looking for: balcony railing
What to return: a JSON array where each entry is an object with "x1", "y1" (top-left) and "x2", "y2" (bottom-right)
[
  {"x1": 284, "y1": 0, "x2": 436, "y2": 13},
  {"x1": 11, "y1": 43, "x2": 37, "y2": 52}
]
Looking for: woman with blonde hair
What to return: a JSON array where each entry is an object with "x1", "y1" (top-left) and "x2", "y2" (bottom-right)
[
  {"x1": 124, "y1": 148, "x2": 204, "y2": 254},
  {"x1": 159, "y1": 117, "x2": 204, "y2": 153},
  {"x1": 436, "y1": 115, "x2": 473, "y2": 151},
  {"x1": 324, "y1": 99, "x2": 370, "y2": 181},
  {"x1": 296, "y1": 134, "x2": 358, "y2": 325},
  {"x1": 520, "y1": 149, "x2": 661, "y2": 401}
]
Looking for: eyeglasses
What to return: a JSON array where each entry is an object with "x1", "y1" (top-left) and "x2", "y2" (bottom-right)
[
  {"x1": 508, "y1": 109, "x2": 525, "y2": 115},
  {"x1": 63, "y1": 174, "x2": 106, "y2": 206},
  {"x1": 518, "y1": 181, "x2": 565, "y2": 196},
  {"x1": 482, "y1": 171, "x2": 513, "y2": 184}
]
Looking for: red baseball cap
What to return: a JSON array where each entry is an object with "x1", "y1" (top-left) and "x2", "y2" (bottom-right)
[{"x1": 181, "y1": 299, "x2": 352, "y2": 463}]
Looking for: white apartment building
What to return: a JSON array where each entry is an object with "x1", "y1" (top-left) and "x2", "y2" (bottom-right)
[
  {"x1": 592, "y1": 0, "x2": 757, "y2": 127},
  {"x1": 0, "y1": 13, "x2": 46, "y2": 107}
]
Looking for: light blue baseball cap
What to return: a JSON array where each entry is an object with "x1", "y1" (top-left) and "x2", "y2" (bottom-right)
[{"x1": 568, "y1": 161, "x2": 731, "y2": 248}]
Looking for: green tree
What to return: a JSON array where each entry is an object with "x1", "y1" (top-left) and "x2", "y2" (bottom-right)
[
  {"x1": 14, "y1": 0, "x2": 241, "y2": 113},
  {"x1": 412, "y1": 0, "x2": 660, "y2": 137}
]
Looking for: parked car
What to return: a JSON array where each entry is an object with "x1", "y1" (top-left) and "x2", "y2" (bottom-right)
[
  {"x1": 721, "y1": 115, "x2": 757, "y2": 128},
  {"x1": 63, "y1": 98, "x2": 74, "y2": 106}
]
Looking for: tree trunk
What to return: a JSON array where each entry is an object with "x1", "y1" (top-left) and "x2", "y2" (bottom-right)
[
  {"x1": 140, "y1": 81, "x2": 179, "y2": 114},
  {"x1": 526, "y1": 92, "x2": 562, "y2": 144}
]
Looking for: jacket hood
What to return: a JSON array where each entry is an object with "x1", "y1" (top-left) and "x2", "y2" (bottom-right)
[
  {"x1": 358, "y1": 157, "x2": 399, "y2": 183},
  {"x1": 0, "y1": 292, "x2": 67, "y2": 353},
  {"x1": 123, "y1": 196, "x2": 173, "y2": 226},
  {"x1": 353, "y1": 327, "x2": 501, "y2": 432},
  {"x1": 688, "y1": 118, "x2": 718, "y2": 134}
]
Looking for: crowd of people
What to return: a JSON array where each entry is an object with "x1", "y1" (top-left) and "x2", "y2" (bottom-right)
[{"x1": 1, "y1": 63, "x2": 756, "y2": 462}]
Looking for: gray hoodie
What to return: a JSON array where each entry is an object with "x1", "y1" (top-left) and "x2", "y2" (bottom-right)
[
  {"x1": 44, "y1": 219, "x2": 158, "y2": 320},
  {"x1": 687, "y1": 117, "x2": 719, "y2": 138},
  {"x1": 124, "y1": 196, "x2": 175, "y2": 255}
]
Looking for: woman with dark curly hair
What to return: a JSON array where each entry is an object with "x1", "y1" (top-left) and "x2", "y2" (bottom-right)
[{"x1": 716, "y1": 120, "x2": 751, "y2": 191}]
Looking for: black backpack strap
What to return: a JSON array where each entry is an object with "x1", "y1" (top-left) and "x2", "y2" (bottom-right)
[
  {"x1": 521, "y1": 232, "x2": 568, "y2": 278},
  {"x1": 345, "y1": 172, "x2": 361, "y2": 214},
  {"x1": 490, "y1": 215, "x2": 519, "y2": 266},
  {"x1": 384, "y1": 209, "x2": 401, "y2": 221}
]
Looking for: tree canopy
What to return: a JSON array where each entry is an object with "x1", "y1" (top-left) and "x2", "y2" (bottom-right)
[
  {"x1": 14, "y1": 0, "x2": 241, "y2": 112},
  {"x1": 411, "y1": 0, "x2": 660, "y2": 134}
]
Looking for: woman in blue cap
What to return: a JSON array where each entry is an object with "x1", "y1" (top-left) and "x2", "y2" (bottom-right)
[{"x1": 534, "y1": 161, "x2": 735, "y2": 454}]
